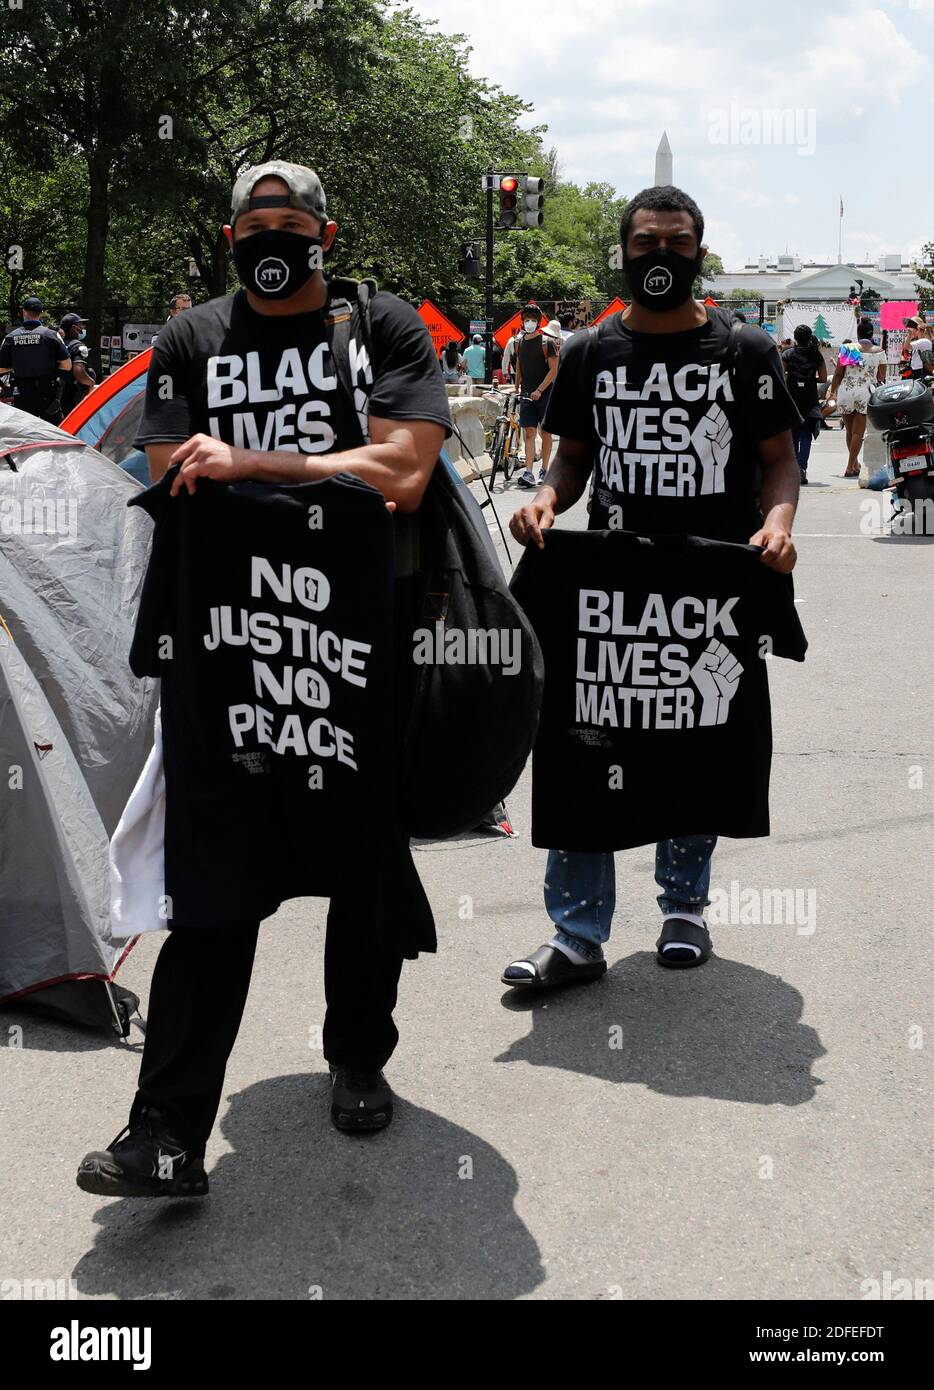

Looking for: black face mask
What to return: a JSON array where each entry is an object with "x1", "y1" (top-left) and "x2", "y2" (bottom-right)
[
  {"x1": 623, "y1": 247, "x2": 703, "y2": 311},
  {"x1": 232, "y1": 228, "x2": 324, "y2": 299}
]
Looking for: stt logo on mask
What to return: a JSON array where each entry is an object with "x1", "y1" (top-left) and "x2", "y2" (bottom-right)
[
  {"x1": 255, "y1": 257, "x2": 290, "y2": 292},
  {"x1": 645, "y1": 266, "x2": 673, "y2": 296}
]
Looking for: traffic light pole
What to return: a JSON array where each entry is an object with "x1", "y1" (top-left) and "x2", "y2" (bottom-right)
[{"x1": 484, "y1": 169, "x2": 495, "y2": 385}]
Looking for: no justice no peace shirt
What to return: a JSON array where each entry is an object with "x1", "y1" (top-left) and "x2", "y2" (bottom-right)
[
  {"x1": 543, "y1": 307, "x2": 801, "y2": 542},
  {"x1": 510, "y1": 529, "x2": 807, "y2": 852},
  {"x1": 128, "y1": 470, "x2": 401, "y2": 927}
]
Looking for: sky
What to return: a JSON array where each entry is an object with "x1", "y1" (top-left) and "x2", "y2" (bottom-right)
[{"x1": 402, "y1": 0, "x2": 934, "y2": 270}]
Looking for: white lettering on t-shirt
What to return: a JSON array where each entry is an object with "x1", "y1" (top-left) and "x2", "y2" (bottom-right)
[{"x1": 574, "y1": 587, "x2": 744, "y2": 730}]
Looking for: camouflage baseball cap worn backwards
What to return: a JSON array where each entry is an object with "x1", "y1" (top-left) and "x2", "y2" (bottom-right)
[{"x1": 230, "y1": 161, "x2": 328, "y2": 224}]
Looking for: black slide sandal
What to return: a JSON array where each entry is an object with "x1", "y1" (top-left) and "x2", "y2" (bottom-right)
[
  {"x1": 502, "y1": 943, "x2": 607, "y2": 990},
  {"x1": 656, "y1": 918, "x2": 713, "y2": 969}
]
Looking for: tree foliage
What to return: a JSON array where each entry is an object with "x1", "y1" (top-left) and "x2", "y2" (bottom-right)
[{"x1": 0, "y1": 0, "x2": 730, "y2": 354}]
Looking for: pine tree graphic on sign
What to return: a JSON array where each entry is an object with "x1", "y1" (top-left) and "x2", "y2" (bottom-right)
[{"x1": 811, "y1": 314, "x2": 832, "y2": 342}]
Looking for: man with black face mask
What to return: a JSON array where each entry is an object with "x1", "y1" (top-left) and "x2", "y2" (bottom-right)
[
  {"x1": 76, "y1": 161, "x2": 451, "y2": 1200},
  {"x1": 503, "y1": 185, "x2": 801, "y2": 988}
]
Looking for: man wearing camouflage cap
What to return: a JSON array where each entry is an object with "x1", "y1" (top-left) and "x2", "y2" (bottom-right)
[{"x1": 77, "y1": 161, "x2": 452, "y2": 1200}]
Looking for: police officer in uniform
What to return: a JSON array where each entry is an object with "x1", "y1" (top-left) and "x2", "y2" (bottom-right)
[
  {"x1": 58, "y1": 312, "x2": 96, "y2": 415},
  {"x1": 0, "y1": 297, "x2": 71, "y2": 424}
]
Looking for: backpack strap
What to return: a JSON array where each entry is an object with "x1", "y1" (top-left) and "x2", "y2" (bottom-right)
[
  {"x1": 323, "y1": 276, "x2": 378, "y2": 446},
  {"x1": 584, "y1": 321, "x2": 601, "y2": 395}
]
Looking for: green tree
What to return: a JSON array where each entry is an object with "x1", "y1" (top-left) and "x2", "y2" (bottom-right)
[
  {"x1": 0, "y1": 0, "x2": 382, "y2": 357},
  {"x1": 915, "y1": 243, "x2": 934, "y2": 311},
  {"x1": 812, "y1": 313, "x2": 832, "y2": 341}
]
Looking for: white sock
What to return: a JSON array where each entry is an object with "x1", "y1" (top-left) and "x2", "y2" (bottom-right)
[
  {"x1": 660, "y1": 912, "x2": 705, "y2": 959},
  {"x1": 550, "y1": 936, "x2": 595, "y2": 966}
]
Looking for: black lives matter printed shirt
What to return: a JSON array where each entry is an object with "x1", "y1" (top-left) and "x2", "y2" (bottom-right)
[
  {"x1": 128, "y1": 471, "x2": 435, "y2": 953},
  {"x1": 134, "y1": 285, "x2": 452, "y2": 454},
  {"x1": 544, "y1": 307, "x2": 801, "y2": 542},
  {"x1": 511, "y1": 529, "x2": 807, "y2": 852}
]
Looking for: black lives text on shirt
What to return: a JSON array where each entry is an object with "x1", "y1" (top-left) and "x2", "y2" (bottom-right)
[
  {"x1": 591, "y1": 357, "x2": 737, "y2": 505},
  {"x1": 573, "y1": 582, "x2": 749, "y2": 734},
  {"x1": 204, "y1": 337, "x2": 370, "y2": 454}
]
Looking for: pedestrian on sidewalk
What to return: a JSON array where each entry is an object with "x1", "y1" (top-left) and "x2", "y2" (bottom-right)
[
  {"x1": 503, "y1": 183, "x2": 800, "y2": 987},
  {"x1": 463, "y1": 333, "x2": 486, "y2": 383},
  {"x1": 441, "y1": 338, "x2": 467, "y2": 383},
  {"x1": 76, "y1": 160, "x2": 450, "y2": 1201},
  {"x1": 782, "y1": 324, "x2": 826, "y2": 485},
  {"x1": 515, "y1": 303, "x2": 559, "y2": 490},
  {"x1": 826, "y1": 318, "x2": 886, "y2": 478}
]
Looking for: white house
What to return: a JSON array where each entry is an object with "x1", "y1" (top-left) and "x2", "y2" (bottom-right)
[{"x1": 708, "y1": 256, "x2": 920, "y2": 316}]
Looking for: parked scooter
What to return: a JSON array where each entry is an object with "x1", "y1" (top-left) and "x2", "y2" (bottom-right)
[{"x1": 866, "y1": 377, "x2": 934, "y2": 534}]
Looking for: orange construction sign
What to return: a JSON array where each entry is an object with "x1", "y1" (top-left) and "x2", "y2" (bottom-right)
[
  {"x1": 417, "y1": 299, "x2": 464, "y2": 356},
  {"x1": 590, "y1": 297, "x2": 628, "y2": 326}
]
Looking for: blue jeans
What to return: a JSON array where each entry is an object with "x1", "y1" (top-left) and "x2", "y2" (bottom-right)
[
  {"x1": 544, "y1": 838, "x2": 717, "y2": 963},
  {"x1": 793, "y1": 420, "x2": 814, "y2": 472}
]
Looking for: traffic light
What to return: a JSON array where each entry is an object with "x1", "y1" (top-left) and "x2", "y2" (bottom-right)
[
  {"x1": 458, "y1": 241, "x2": 481, "y2": 278},
  {"x1": 497, "y1": 175, "x2": 519, "y2": 230},
  {"x1": 520, "y1": 175, "x2": 544, "y2": 228}
]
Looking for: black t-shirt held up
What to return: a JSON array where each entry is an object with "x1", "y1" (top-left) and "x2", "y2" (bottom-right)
[
  {"x1": 510, "y1": 528, "x2": 807, "y2": 852},
  {"x1": 128, "y1": 471, "x2": 434, "y2": 953},
  {"x1": 544, "y1": 307, "x2": 801, "y2": 542}
]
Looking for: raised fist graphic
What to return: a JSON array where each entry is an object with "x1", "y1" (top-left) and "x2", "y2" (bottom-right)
[
  {"x1": 689, "y1": 639, "x2": 744, "y2": 726},
  {"x1": 690, "y1": 403, "x2": 732, "y2": 495}
]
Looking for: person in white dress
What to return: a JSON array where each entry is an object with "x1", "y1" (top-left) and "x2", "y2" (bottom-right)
[{"x1": 825, "y1": 318, "x2": 887, "y2": 478}]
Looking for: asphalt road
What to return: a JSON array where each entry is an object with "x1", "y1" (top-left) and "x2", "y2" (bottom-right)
[{"x1": 1, "y1": 424, "x2": 931, "y2": 1301}]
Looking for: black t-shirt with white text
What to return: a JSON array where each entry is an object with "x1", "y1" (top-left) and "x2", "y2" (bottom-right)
[
  {"x1": 511, "y1": 528, "x2": 807, "y2": 852},
  {"x1": 543, "y1": 307, "x2": 800, "y2": 541},
  {"x1": 128, "y1": 471, "x2": 435, "y2": 954},
  {"x1": 134, "y1": 286, "x2": 452, "y2": 453}
]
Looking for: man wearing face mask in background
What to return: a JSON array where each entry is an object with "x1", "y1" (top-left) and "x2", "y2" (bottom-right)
[
  {"x1": 58, "y1": 313, "x2": 96, "y2": 415},
  {"x1": 76, "y1": 160, "x2": 451, "y2": 1200},
  {"x1": 515, "y1": 303, "x2": 559, "y2": 489},
  {"x1": 503, "y1": 185, "x2": 801, "y2": 989}
]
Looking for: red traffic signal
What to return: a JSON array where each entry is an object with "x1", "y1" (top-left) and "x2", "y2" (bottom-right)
[{"x1": 497, "y1": 175, "x2": 519, "y2": 228}]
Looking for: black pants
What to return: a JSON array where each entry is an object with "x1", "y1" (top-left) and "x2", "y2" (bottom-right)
[
  {"x1": 15, "y1": 391, "x2": 63, "y2": 425},
  {"x1": 130, "y1": 899, "x2": 404, "y2": 1149}
]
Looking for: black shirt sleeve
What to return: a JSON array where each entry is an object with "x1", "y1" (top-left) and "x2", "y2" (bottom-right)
[
  {"x1": 736, "y1": 326, "x2": 802, "y2": 441},
  {"x1": 367, "y1": 293, "x2": 452, "y2": 436},
  {"x1": 134, "y1": 316, "x2": 195, "y2": 447},
  {"x1": 541, "y1": 329, "x2": 592, "y2": 443}
]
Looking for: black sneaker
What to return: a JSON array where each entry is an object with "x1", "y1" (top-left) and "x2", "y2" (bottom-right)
[
  {"x1": 329, "y1": 1066, "x2": 394, "y2": 1134},
  {"x1": 76, "y1": 1108, "x2": 208, "y2": 1199},
  {"x1": 799, "y1": 470, "x2": 809, "y2": 485}
]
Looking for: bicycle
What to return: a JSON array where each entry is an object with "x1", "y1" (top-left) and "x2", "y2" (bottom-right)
[{"x1": 488, "y1": 390, "x2": 526, "y2": 491}]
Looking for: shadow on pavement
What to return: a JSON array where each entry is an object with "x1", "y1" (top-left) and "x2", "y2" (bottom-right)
[
  {"x1": 497, "y1": 950, "x2": 824, "y2": 1106},
  {"x1": 0, "y1": 1007, "x2": 144, "y2": 1054},
  {"x1": 73, "y1": 1073, "x2": 544, "y2": 1301}
]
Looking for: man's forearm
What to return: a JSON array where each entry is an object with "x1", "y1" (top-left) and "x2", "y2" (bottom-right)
[
  {"x1": 538, "y1": 446, "x2": 592, "y2": 514},
  {"x1": 240, "y1": 443, "x2": 422, "y2": 510},
  {"x1": 760, "y1": 453, "x2": 799, "y2": 532}
]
